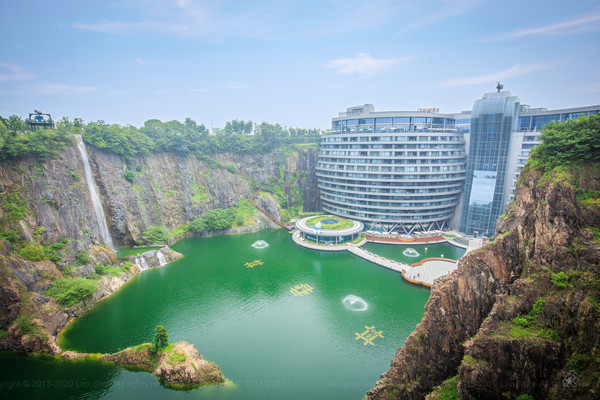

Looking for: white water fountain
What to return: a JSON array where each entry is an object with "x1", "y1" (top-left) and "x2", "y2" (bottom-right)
[
  {"x1": 403, "y1": 248, "x2": 420, "y2": 257},
  {"x1": 342, "y1": 295, "x2": 368, "y2": 312},
  {"x1": 156, "y1": 250, "x2": 167, "y2": 266},
  {"x1": 251, "y1": 240, "x2": 269, "y2": 249},
  {"x1": 75, "y1": 135, "x2": 114, "y2": 249}
]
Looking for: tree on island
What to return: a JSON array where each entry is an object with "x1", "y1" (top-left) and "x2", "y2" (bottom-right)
[{"x1": 152, "y1": 325, "x2": 169, "y2": 352}]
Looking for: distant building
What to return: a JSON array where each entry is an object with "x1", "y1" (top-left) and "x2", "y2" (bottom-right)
[{"x1": 321, "y1": 93, "x2": 600, "y2": 236}]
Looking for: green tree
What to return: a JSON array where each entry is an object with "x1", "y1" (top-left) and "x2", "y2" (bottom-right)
[
  {"x1": 151, "y1": 325, "x2": 169, "y2": 352},
  {"x1": 142, "y1": 225, "x2": 170, "y2": 244},
  {"x1": 529, "y1": 113, "x2": 600, "y2": 170}
]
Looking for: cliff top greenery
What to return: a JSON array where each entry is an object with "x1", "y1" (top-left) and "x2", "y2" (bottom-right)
[
  {"x1": 527, "y1": 113, "x2": 600, "y2": 171},
  {"x1": 0, "y1": 115, "x2": 321, "y2": 163}
]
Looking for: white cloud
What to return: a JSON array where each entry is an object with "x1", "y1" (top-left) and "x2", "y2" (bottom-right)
[
  {"x1": 400, "y1": 0, "x2": 482, "y2": 33},
  {"x1": 189, "y1": 88, "x2": 211, "y2": 93},
  {"x1": 222, "y1": 81, "x2": 247, "y2": 90},
  {"x1": 0, "y1": 62, "x2": 38, "y2": 82},
  {"x1": 134, "y1": 57, "x2": 147, "y2": 65},
  {"x1": 482, "y1": 11, "x2": 600, "y2": 41},
  {"x1": 439, "y1": 63, "x2": 548, "y2": 88},
  {"x1": 324, "y1": 53, "x2": 413, "y2": 75},
  {"x1": 32, "y1": 84, "x2": 98, "y2": 95}
]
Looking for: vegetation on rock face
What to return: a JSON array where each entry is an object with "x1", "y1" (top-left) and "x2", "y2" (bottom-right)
[
  {"x1": 188, "y1": 208, "x2": 236, "y2": 233},
  {"x1": 45, "y1": 277, "x2": 98, "y2": 307},
  {"x1": 369, "y1": 115, "x2": 600, "y2": 400},
  {"x1": 142, "y1": 225, "x2": 170, "y2": 244}
]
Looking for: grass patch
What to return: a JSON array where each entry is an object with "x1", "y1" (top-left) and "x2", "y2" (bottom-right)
[
  {"x1": 427, "y1": 375, "x2": 460, "y2": 400},
  {"x1": 305, "y1": 215, "x2": 354, "y2": 230},
  {"x1": 95, "y1": 263, "x2": 122, "y2": 277},
  {"x1": 168, "y1": 351, "x2": 186, "y2": 364},
  {"x1": 462, "y1": 354, "x2": 488, "y2": 366}
]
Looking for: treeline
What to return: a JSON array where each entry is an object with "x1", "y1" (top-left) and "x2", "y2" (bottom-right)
[
  {"x1": 0, "y1": 116, "x2": 75, "y2": 161},
  {"x1": 528, "y1": 113, "x2": 600, "y2": 171},
  {"x1": 0, "y1": 115, "x2": 322, "y2": 162}
]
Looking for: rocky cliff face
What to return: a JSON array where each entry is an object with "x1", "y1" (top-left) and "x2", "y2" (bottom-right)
[
  {"x1": 90, "y1": 146, "x2": 319, "y2": 245},
  {"x1": 368, "y1": 164, "x2": 600, "y2": 400},
  {"x1": 0, "y1": 140, "x2": 320, "y2": 354}
]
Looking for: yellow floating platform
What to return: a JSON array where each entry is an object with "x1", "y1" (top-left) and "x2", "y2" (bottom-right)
[
  {"x1": 290, "y1": 283, "x2": 314, "y2": 296},
  {"x1": 245, "y1": 259, "x2": 264, "y2": 268},
  {"x1": 355, "y1": 326, "x2": 384, "y2": 346}
]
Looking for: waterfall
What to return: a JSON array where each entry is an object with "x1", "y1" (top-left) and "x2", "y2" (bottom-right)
[
  {"x1": 156, "y1": 250, "x2": 167, "y2": 266},
  {"x1": 75, "y1": 135, "x2": 114, "y2": 249},
  {"x1": 135, "y1": 255, "x2": 150, "y2": 271}
]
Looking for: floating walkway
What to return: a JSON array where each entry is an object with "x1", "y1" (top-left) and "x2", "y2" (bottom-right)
[
  {"x1": 244, "y1": 260, "x2": 263, "y2": 268},
  {"x1": 347, "y1": 247, "x2": 409, "y2": 274},
  {"x1": 290, "y1": 283, "x2": 314, "y2": 296},
  {"x1": 355, "y1": 326, "x2": 384, "y2": 346}
]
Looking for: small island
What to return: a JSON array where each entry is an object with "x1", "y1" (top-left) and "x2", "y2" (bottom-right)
[{"x1": 61, "y1": 326, "x2": 225, "y2": 389}]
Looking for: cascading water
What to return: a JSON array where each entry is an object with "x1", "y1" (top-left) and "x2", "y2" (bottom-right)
[
  {"x1": 135, "y1": 255, "x2": 150, "y2": 271},
  {"x1": 156, "y1": 250, "x2": 167, "y2": 266},
  {"x1": 75, "y1": 135, "x2": 114, "y2": 249}
]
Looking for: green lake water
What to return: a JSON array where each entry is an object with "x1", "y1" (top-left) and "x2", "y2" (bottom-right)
[{"x1": 0, "y1": 229, "x2": 462, "y2": 400}]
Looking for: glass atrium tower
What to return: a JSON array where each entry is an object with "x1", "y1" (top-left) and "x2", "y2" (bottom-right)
[{"x1": 459, "y1": 90, "x2": 520, "y2": 237}]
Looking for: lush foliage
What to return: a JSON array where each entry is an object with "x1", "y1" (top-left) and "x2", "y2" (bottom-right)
[
  {"x1": 95, "y1": 263, "x2": 121, "y2": 277},
  {"x1": 142, "y1": 225, "x2": 170, "y2": 244},
  {"x1": 82, "y1": 118, "x2": 320, "y2": 161},
  {"x1": 0, "y1": 116, "x2": 75, "y2": 161},
  {"x1": 19, "y1": 243, "x2": 46, "y2": 261},
  {"x1": 428, "y1": 375, "x2": 459, "y2": 400},
  {"x1": 528, "y1": 113, "x2": 600, "y2": 170},
  {"x1": 76, "y1": 250, "x2": 90, "y2": 265},
  {"x1": 45, "y1": 278, "x2": 98, "y2": 307},
  {"x1": 551, "y1": 272, "x2": 570, "y2": 288},
  {"x1": 151, "y1": 325, "x2": 169, "y2": 352},
  {"x1": 188, "y1": 208, "x2": 236, "y2": 233}
]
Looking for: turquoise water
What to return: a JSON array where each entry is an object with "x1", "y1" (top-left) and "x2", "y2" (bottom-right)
[
  {"x1": 1, "y1": 229, "x2": 443, "y2": 400},
  {"x1": 363, "y1": 242, "x2": 466, "y2": 265}
]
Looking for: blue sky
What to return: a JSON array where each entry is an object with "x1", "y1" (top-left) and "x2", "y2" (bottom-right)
[{"x1": 1, "y1": 0, "x2": 599, "y2": 129}]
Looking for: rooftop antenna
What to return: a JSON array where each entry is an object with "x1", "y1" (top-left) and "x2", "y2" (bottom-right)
[{"x1": 496, "y1": 81, "x2": 504, "y2": 92}]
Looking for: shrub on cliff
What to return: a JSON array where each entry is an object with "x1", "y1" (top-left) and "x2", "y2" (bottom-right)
[
  {"x1": 19, "y1": 243, "x2": 46, "y2": 261},
  {"x1": 188, "y1": 208, "x2": 235, "y2": 233},
  {"x1": 528, "y1": 113, "x2": 600, "y2": 171},
  {"x1": 142, "y1": 225, "x2": 170, "y2": 244},
  {"x1": 45, "y1": 278, "x2": 97, "y2": 307}
]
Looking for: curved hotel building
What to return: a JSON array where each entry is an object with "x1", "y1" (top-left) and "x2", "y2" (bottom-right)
[
  {"x1": 320, "y1": 95, "x2": 600, "y2": 237},
  {"x1": 317, "y1": 104, "x2": 467, "y2": 233}
]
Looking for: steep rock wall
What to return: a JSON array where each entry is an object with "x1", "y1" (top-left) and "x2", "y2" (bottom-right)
[{"x1": 368, "y1": 164, "x2": 600, "y2": 400}]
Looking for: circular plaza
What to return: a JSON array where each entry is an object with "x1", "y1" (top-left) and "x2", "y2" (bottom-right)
[{"x1": 295, "y1": 215, "x2": 364, "y2": 246}]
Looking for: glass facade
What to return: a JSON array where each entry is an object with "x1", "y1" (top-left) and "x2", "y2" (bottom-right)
[{"x1": 459, "y1": 91, "x2": 520, "y2": 237}]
